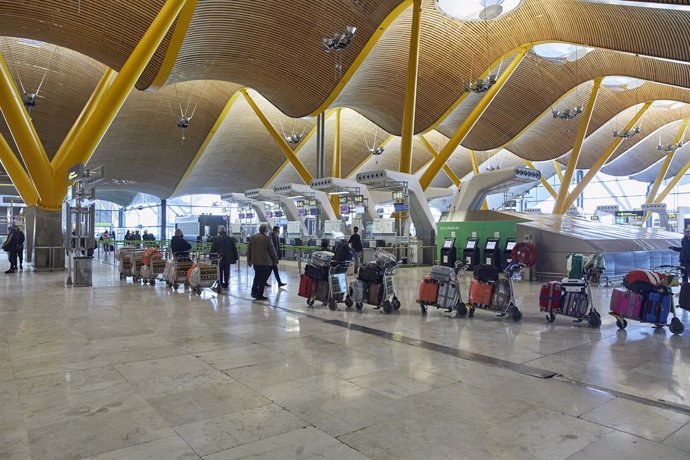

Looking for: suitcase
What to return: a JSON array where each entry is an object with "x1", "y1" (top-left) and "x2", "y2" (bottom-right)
[
  {"x1": 418, "y1": 276, "x2": 439, "y2": 304},
  {"x1": 567, "y1": 254, "x2": 585, "y2": 279},
  {"x1": 305, "y1": 264, "x2": 329, "y2": 281},
  {"x1": 437, "y1": 282, "x2": 459, "y2": 309},
  {"x1": 491, "y1": 279, "x2": 511, "y2": 310},
  {"x1": 315, "y1": 280, "x2": 330, "y2": 303},
  {"x1": 643, "y1": 292, "x2": 672, "y2": 323},
  {"x1": 539, "y1": 281, "x2": 562, "y2": 312},
  {"x1": 298, "y1": 274, "x2": 317, "y2": 298},
  {"x1": 350, "y1": 279, "x2": 367, "y2": 303},
  {"x1": 468, "y1": 279, "x2": 493, "y2": 306},
  {"x1": 609, "y1": 288, "x2": 643, "y2": 320},
  {"x1": 310, "y1": 251, "x2": 334, "y2": 268},
  {"x1": 367, "y1": 282, "x2": 384, "y2": 306},
  {"x1": 473, "y1": 264, "x2": 499, "y2": 283},
  {"x1": 430, "y1": 265, "x2": 454, "y2": 283},
  {"x1": 562, "y1": 291, "x2": 589, "y2": 318},
  {"x1": 679, "y1": 283, "x2": 690, "y2": 310},
  {"x1": 358, "y1": 263, "x2": 383, "y2": 283}
]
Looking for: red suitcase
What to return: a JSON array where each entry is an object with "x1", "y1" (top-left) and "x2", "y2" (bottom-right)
[
  {"x1": 418, "y1": 276, "x2": 439, "y2": 304},
  {"x1": 539, "y1": 281, "x2": 562, "y2": 312},
  {"x1": 469, "y1": 279, "x2": 492, "y2": 306},
  {"x1": 609, "y1": 288, "x2": 643, "y2": 319},
  {"x1": 298, "y1": 274, "x2": 317, "y2": 298}
]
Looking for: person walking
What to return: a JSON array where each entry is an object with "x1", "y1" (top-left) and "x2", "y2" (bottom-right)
[
  {"x1": 171, "y1": 229, "x2": 192, "y2": 261},
  {"x1": 211, "y1": 226, "x2": 239, "y2": 292},
  {"x1": 247, "y1": 223, "x2": 278, "y2": 301},
  {"x1": 2, "y1": 226, "x2": 18, "y2": 273},
  {"x1": 16, "y1": 226, "x2": 25, "y2": 270},
  {"x1": 268, "y1": 226, "x2": 287, "y2": 288},
  {"x1": 348, "y1": 226, "x2": 364, "y2": 272},
  {"x1": 671, "y1": 227, "x2": 690, "y2": 283}
]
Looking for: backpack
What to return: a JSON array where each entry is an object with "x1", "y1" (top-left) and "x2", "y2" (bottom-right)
[
  {"x1": 333, "y1": 242, "x2": 354, "y2": 263},
  {"x1": 624, "y1": 270, "x2": 662, "y2": 294}
]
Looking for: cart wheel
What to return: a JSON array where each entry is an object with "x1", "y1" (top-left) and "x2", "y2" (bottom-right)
[
  {"x1": 345, "y1": 297, "x2": 354, "y2": 308},
  {"x1": 546, "y1": 312, "x2": 556, "y2": 323},
  {"x1": 119, "y1": 273, "x2": 125, "y2": 281},
  {"x1": 143, "y1": 280, "x2": 148, "y2": 285},
  {"x1": 420, "y1": 303, "x2": 427, "y2": 314},
  {"x1": 468, "y1": 306, "x2": 475, "y2": 318},
  {"x1": 328, "y1": 298, "x2": 337, "y2": 311},
  {"x1": 511, "y1": 307, "x2": 522, "y2": 322},
  {"x1": 456, "y1": 302, "x2": 468, "y2": 317},
  {"x1": 616, "y1": 318, "x2": 628, "y2": 330},
  {"x1": 150, "y1": 279, "x2": 155, "y2": 286},
  {"x1": 392, "y1": 297, "x2": 401, "y2": 310},
  {"x1": 588, "y1": 313, "x2": 601, "y2": 328},
  {"x1": 356, "y1": 302, "x2": 363, "y2": 311},
  {"x1": 307, "y1": 298, "x2": 315, "y2": 307},
  {"x1": 382, "y1": 300, "x2": 393, "y2": 314},
  {"x1": 173, "y1": 282, "x2": 179, "y2": 290},
  {"x1": 670, "y1": 317, "x2": 685, "y2": 335}
]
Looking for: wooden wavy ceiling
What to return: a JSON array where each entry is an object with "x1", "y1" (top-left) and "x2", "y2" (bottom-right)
[{"x1": 4, "y1": 1, "x2": 690, "y2": 199}]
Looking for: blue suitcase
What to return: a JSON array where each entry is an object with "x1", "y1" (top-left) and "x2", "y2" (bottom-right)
[{"x1": 643, "y1": 292, "x2": 672, "y2": 324}]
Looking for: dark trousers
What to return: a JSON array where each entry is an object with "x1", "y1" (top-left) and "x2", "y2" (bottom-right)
[
  {"x1": 17, "y1": 250, "x2": 23, "y2": 267},
  {"x1": 681, "y1": 264, "x2": 689, "y2": 284},
  {"x1": 251, "y1": 265, "x2": 272, "y2": 297},
  {"x1": 271, "y1": 265, "x2": 283, "y2": 284},
  {"x1": 8, "y1": 250, "x2": 17, "y2": 270},
  {"x1": 219, "y1": 262, "x2": 230, "y2": 288}
]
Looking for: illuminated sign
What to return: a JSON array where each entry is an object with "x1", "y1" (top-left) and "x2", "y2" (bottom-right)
[
  {"x1": 590, "y1": 216, "x2": 600, "y2": 221},
  {"x1": 615, "y1": 211, "x2": 644, "y2": 218},
  {"x1": 308, "y1": 199, "x2": 318, "y2": 207},
  {"x1": 353, "y1": 195, "x2": 364, "y2": 204},
  {"x1": 392, "y1": 191, "x2": 405, "y2": 202},
  {"x1": 296, "y1": 200, "x2": 305, "y2": 208},
  {"x1": 338, "y1": 196, "x2": 348, "y2": 205},
  {"x1": 67, "y1": 163, "x2": 84, "y2": 182}
]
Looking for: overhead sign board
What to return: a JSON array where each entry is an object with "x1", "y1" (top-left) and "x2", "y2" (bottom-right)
[{"x1": 67, "y1": 163, "x2": 85, "y2": 183}]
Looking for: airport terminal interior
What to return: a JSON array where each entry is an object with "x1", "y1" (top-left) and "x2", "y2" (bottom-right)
[{"x1": 4, "y1": 0, "x2": 690, "y2": 459}]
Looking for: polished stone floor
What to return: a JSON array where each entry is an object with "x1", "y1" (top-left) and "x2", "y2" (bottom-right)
[{"x1": 1, "y1": 254, "x2": 690, "y2": 459}]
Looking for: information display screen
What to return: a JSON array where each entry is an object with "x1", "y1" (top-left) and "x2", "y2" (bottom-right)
[
  {"x1": 353, "y1": 195, "x2": 364, "y2": 203},
  {"x1": 485, "y1": 241, "x2": 497, "y2": 251},
  {"x1": 309, "y1": 209, "x2": 319, "y2": 216},
  {"x1": 505, "y1": 241, "x2": 516, "y2": 252},
  {"x1": 466, "y1": 240, "x2": 476, "y2": 249},
  {"x1": 393, "y1": 202, "x2": 408, "y2": 212},
  {"x1": 442, "y1": 240, "x2": 454, "y2": 249},
  {"x1": 274, "y1": 211, "x2": 284, "y2": 218},
  {"x1": 238, "y1": 213, "x2": 245, "y2": 219}
]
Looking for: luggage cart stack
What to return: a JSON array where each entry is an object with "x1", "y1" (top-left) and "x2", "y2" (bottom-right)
[
  {"x1": 187, "y1": 253, "x2": 220, "y2": 295},
  {"x1": 140, "y1": 249, "x2": 165, "y2": 286},
  {"x1": 349, "y1": 249, "x2": 401, "y2": 314},
  {"x1": 300, "y1": 251, "x2": 335, "y2": 308},
  {"x1": 117, "y1": 247, "x2": 138, "y2": 281},
  {"x1": 165, "y1": 254, "x2": 195, "y2": 291},
  {"x1": 417, "y1": 261, "x2": 469, "y2": 316}
]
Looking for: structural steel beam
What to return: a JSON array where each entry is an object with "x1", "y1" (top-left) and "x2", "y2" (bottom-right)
[
  {"x1": 398, "y1": 0, "x2": 422, "y2": 174},
  {"x1": 553, "y1": 77, "x2": 602, "y2": 214},
  {"x1": 653, "y1": 160, "x2": 690, "y2": 205},
  {"x1": 146, "y1": 0, "x2": 199, "y2": 91},
  {"x1": 525, "y1": 160, "x2": 557, "y2": 200},
  {"x1": 469, "y1": 150, "x2": 489, "y2": 210},
  {"x1": 418, "y1": 47, "x2": 528, "y2": 190},
  {"x1": 50, "y1": 0, "x2": 187, "y2": 208},
  {"x1": 647, "y1": 118, "x2": 688, "y2": 204},
  {"x1": 0, "y1": 133, "x2": 39, "y2": 206},
  {"x1": 173, "y1": 89, "x2": 244, "y2": 196},
  {"x1": 419, "y1": 134, "x2": 460, "y2": 187},
  {"x1": 560, "y1": 101, "x2": 651, "y2": 212},
  {"x1": 332, "y1": 108, "x2": 342, "y2": 178},
  {"x1": 553, "y1": 160, "x2": 564, "y2": 183},
  {"x1": 242, "y1": 89, "x2": 313, "y2": 185},
  {"x1": 0, "y1": 53, "x2": 53, "y2": 199}
]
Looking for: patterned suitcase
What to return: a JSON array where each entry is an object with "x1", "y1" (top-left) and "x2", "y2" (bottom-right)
[
  {"x1": 539, "y1": 281, "x2": 562, "y2": 312},
  {"x1": 468, "y1": 279, "x2": 492, "y2": 306},
  {"x1": 350, "y1": 279, "x2": 367, "y2": 303},
  {"x1": 562, "y1": 292, "x2": 589, "y2": 318},
  {"x1": 309, "y1": 251, "x2": 334, "y2": 268},
  {"x1": 491, "y1": 279, "x2": 511, "y2": 310},
  {"x1": 437, "y1": 282, "x2": 459, "y2": 309},
  {"x1": 418, "y1": 276, "x2": 439, "y2": 304},
  {"x1": 609, "y1": 288, "x2": 643, "y2": 320}
]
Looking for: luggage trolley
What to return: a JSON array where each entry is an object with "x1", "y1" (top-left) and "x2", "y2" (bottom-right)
[
  {"x1": 349, "y1": 249, "x2": 401, "y2": 314},
  {"x1": 418, "y1": 261, "x2": 469, "y2": 316},
  {"x1": 324, "y1": 261, "x2": 355, "y2": 310},
  {"x1": 140, "y1": 249, "x2": 166, "y2": 286},
  {"x1": 165, "y1": 253, "x2": 194, "y2": 291},
  {"x1": 117, "y1": 247, "x2": 138, "y2": 281},
  {"x1": 609, "y1": 267, "x2": 685, "y2": 335},
  {"x1": 187, "y1": 253, "x2": 220, "y2": 295}
]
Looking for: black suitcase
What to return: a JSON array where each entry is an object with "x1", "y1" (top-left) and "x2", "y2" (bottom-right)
[
  {"x1": 358, "y1": 263, "x2": 383, "y2": 283},
  {"x1": 473, "y1": 264, "x2": 499, "y2": 283},
  {"x1": 305, "y1": 264, "x2": 329, "y2": 282},
  {"x1": 367, "y1": 282, "x2": 384, "y2": 306},
  {"x1": 680, "y1": 283, "x2": 690, "y2": 310}
]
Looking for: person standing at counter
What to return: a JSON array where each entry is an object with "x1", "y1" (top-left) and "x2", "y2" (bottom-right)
[{"x1": 349, "y1": 226, "x2": 364, "y2": 271}]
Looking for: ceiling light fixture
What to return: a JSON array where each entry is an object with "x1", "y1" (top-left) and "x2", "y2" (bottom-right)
[
  {"x1": 285, "y1": 133, "x2": 303, "y2": 144},
  {"x1": 552, "y1": 106, "x2": 584, "y2": 120},
  {"x1": 613, "y1": 126, "x2": 641, "y2": 139},
  {"x1": 657, "y1": 142, "x2": 683, "y2": 152},
  {"x1": 369, "y1": 147, "x2": 385, "y2": 156},
  {"x1": 322, "y1": 26, "x2": 357, "y2": 53},
  {"x1": 465, "y1": 75, "x2": 497, "y2": 93}
]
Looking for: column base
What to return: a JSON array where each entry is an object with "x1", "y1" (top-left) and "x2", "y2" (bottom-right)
[{"x1": 32, "y1": 207, "x2": 65, "y2": 271}]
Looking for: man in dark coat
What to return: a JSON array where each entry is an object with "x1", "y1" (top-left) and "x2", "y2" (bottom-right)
[
  {"x1": 671, "y1": 227, "x2": 690, "y2": 282},
  {"x1": 16, "y1": 226, "x2": 25, "y2": 270},
  {"x1": 348, "y1": 226, "x2": 364, "y2": 271},
  {"x1": 211, "y1": 226, "x2": 239, "y2": 292},
  {"x1": 268, "y1": 226, "x2": 287, "y2": 288},
  {"x1": 247, "y1": 223, "x2": 279, "y2": 301},
  {"x1": 171, "y1": 229, "x2": 192, "y2": 261},
  {"x1": 2, "y1": 226, "x2": 18, "y2": 273}
]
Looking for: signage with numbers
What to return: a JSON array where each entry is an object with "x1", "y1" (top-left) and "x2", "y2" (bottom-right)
[
  {"x1": 353, "y1": 194, "x2": 364, "y2": 203},
  {"x1": 392, "y1": 191, "x2": 405, "y2": 202},
  {"x1": 338, "y1": 196, "x2": 348, "y2": 205}
]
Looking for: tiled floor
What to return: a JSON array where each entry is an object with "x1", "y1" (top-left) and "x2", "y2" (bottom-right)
[{"x1": 1, "y1": 256, "x2": 690, "y2": 459}]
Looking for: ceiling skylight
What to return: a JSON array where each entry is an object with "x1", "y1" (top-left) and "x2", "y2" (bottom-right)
[
  {"x1": 532, "y1": 43, "x2": 593, "y2": 62},
  {"x1": 435, "y1": 0, "x2": 522, "y2": 21},
  {"x1": 601, "y1": 76, "x2": 645, "y2": 91}
]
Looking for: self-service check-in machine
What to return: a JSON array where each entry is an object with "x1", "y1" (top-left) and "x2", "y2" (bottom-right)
[
  {"x1": 440, "y1": 237, "x2": 457, "y2": 267},
  {"x1": 463, "y1": 237, "x2": 480, "y2": 268},
  {"x1": 483, "y1": 237, "x2": 501, "y2": 269},
  {"x1": 504, "y1": 238, "x2": 516, "y2": 265}
]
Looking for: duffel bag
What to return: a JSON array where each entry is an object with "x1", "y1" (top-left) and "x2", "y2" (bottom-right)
[
  {"x1": 305, "y1": 264, "x2": 329, "y2": 282},
  {"x1": 430, "y1": 265, "x2": 454, "y2": 283},
  {"x1": 310, "y1": 251, "x2": 334, "y2": 268},
  {"x1": 473, "y1": 264, "x2": 499, "y2": 283},
  {"x1": 358, "y1": 263, "x2": 383, "y2": 283},
  {"x1": 624, "y1": 270, "x2": 662, "y2": 294}
]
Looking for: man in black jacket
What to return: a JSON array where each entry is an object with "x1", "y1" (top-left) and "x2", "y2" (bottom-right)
[
  {"x1": 16, "y1": 226, "x2": 25, "y2": 270},
  {"x1": 348, "y1": 226, "x2": 364, "y2": 271},
  {"x1": 171, "y1": 229, "x2": 192, "y2": 261},
  {"x1": 671, "y1": 227, "x2": 690, "y2": 282},
  {"x1": 211, "y1": 226, "x2": 239, "y2": 292},
  {"x1": 2, "y1": 226, "x2": 18, "y2": 273},
  {"x1": 268, "y1": 226, "x2": 286, "y2": 288}
]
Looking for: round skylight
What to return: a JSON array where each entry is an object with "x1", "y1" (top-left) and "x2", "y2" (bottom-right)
[
  {"x1": 436, "y1": 0, "x2": 523, "y2": 21},
  {"x1": 652, "y1": 100, "x2": 685, "y2": 110},
  {"x1": 601, "y1": 76, "x2": 645, "y2": 91},
  {"x1": 532, "y1": 43, "x2": 593, "y2": 62}
]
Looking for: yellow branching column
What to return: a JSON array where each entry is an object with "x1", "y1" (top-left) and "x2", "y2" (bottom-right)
[
  {"x1": 647, "y1": 118, "x2": 688, "y2": 204},
  {"x1": 553, "y1": 78, "x2": 602, "y2": 214},
  {"x1": 399, "y1": 0, "x2": 422, "y2": 174},
  {"x1": 524, "y1": 160, "x2": 557, "y2": 200},
  {"x1": 0, "y1": 134, "x2": 39, "y2": 206}
]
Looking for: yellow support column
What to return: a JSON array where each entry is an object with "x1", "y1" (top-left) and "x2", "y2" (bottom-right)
[
  {"x1": 561, "y1": 101, "x2": 651, "y2": 212},
  {"x1": 419, "y1": 48, "x2": 528, "y2": 190},
  {"x1": 242, "y1": 89, "x2": 313, "y2": 184},
  {"x1": 653, "y1": 161, "x2": 690, "y2": 205},
  {"x1": 553, "y1": 161, "x2": 564, "y2": 183},
  {"x1": 553, "y1": 78, "x2": 602, "y2": 214},
  {"x1": 50, "y1": 0, "x2": 187, "y2": 207},
  {"x1": 525, "y1": 160, "x2": 557, "y2": 200},
  {"x1": 0, "y1": 133, "x2": 39, "y2": 206},
  {"x1": 647, "y1": 118, "x2": 688, "y2": 204},
  {"x1": 399, "y1": 0, "x2": 422, "y2": 174},
  {"x1": 0, "y1": 53, "x2": 54, "y2": 199},
  {"x1": 419, "y1": 135, "x2": 460, "y2": 187}
]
